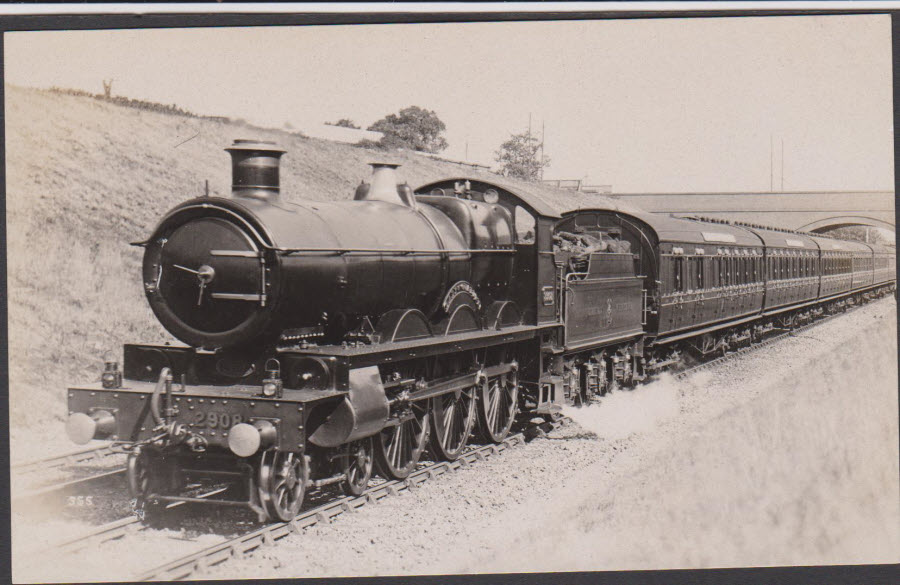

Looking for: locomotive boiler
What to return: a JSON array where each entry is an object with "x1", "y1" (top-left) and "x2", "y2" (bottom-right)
[
  {"x1": 142, "y1": 140, "x2": 515, "y2": 350},
  {"x1": 65, "y1": 138, "x2": 896, "y2": 524}
]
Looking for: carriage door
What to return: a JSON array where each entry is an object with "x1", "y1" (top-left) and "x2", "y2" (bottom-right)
[{"x1": 672, "y1": 249, "x2": 685, "y2": 329}]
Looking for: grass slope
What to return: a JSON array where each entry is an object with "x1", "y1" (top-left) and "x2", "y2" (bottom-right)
[{"x1": 5, "y1": 85, "x2": 627, "y2": 437}]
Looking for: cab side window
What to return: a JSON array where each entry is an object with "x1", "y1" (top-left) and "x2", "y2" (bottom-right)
[{"x1": 515, "y1": 206, "x2": 536, "y2": 245}]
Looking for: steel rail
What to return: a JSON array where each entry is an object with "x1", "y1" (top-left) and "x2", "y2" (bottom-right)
[
  {"x1": 14, "y1": 467, "x2": 127, "y2": 503},
  {"x1": 12, "y1": 444, "x2": 122, "y2": 476},
  {"x1": 134, "y1": 418, "x2": 571, "y2": 582},
  {"x1": 51, "y1": 486, "x2": 232, "y2": 555}
]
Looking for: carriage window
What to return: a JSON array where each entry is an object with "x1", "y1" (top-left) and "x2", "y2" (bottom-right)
[
  {"x1": 673, "y1": 256, "x2": 684, "y2": 292},
  {"x1": 690, "y1": 257, "x2": 698, "y2": 290},
  {"x1": 515, "y1": 206, "x2": 536, "y2": 245},
  {"x1": 698, "y1": 257, "x2": 705, "y2": 289}
]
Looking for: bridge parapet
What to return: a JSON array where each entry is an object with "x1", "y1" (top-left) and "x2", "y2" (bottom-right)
[{"x1": 607, "y1": 190, "x2": 894, "y2": 233}]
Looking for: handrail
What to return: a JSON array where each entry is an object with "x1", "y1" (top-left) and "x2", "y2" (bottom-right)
[{"x1": 275, "y1": 247, "x2": 516, "y2": 256}]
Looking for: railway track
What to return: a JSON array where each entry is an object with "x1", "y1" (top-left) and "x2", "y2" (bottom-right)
[
  {"x1": 12, "y1": 443, "x2": 120, "y2": 476},
  {"x1": 51, "y1": 486, "x2": 232, "y2": 555},
  {"x1": 134, "y1": 420, "x2": 564, "y2": 582},
  {"x1": 16, "y1": 466, "x2": 127, "y2": 501},
  {"x1": 12, "y1": 444, "x2": 127, "y2": 504}
]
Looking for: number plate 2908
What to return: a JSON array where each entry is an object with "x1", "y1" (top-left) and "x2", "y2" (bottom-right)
[{"x1": 190, "y1": 411, "x2": 245, "y2": 429}]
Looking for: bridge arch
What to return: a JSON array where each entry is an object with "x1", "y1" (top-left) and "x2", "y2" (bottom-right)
[{"x1": 797, "y1": 215, "x2": 895, "y2": 233}]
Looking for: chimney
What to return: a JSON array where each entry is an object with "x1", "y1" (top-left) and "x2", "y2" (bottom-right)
[
  {"x1": 225, "y1": 139, "x2": 286, "y2": 202},
  {"x1": 354, "y1": 163, "x2": 416, "y2": 208}
]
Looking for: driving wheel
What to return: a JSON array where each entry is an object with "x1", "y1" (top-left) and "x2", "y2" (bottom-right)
[
  {"x1": 429, "y1": 385, "x2": 476, "y2": 461},
  {"x1": 477, "y1": 371, "x2": 518, "y2": 443},
  {"x1": 374, "y1": 400, "x2": 430, "y2": 480}
]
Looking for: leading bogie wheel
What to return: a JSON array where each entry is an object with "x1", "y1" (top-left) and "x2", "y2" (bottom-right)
[
  {"x1": 477, "y1": 371, "x2": 518, "y2": 443},
  {"x1": 429, "y1": 385, "x2": 476, "y2": 461},
  {"x1": 374, "y1": 400, "x2": 430, "y2": 480},
  {"x1": 257, "y1": 450, "x2": 309, "y2": 522},
  {"x1": 340, "y1": 437, "x2": 374, "y2": 496},
  {"x1": 127, "y1": 450, "x2": 169, "y2": 522}
]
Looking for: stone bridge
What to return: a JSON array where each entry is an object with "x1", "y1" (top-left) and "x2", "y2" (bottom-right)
[{"x1": 608, "y1": 190, "x2": 894, "y2": 234}]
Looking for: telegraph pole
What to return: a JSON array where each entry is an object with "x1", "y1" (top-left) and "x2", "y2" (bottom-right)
[
  {"x1": 540, "y1": 120, "x2": 545, "y2": 181},
  {"x1": 770, "y1": 134, "x2": 774, "y2": 192},
  {"x1": 780, "y1": 138, "x2": 784, "y2": 191}
]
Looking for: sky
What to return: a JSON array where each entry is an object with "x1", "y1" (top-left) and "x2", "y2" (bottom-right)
[{"x1": 4, "y1": 14, "x2": 894, "y2": 193}]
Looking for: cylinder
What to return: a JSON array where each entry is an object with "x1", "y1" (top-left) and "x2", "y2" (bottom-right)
[{"x1": 225, "y1": 139, "x2": 286, "y2": 202}]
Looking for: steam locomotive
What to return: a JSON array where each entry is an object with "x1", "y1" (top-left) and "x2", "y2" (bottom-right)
[{"x1": 65, "y1": 140, "x2": 896, "y2": 522}]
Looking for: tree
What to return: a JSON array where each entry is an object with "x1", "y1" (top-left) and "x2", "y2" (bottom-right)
[
  {"x1": 494, "y1": 129, "x2": 550, "y2": 181},
  {"x1": 102, "y1": 79, "x2": 114, "y2": 98},
  {"x1": 328, "y1": 118, "x2": 360, "y2": 129},
  {"x1": 367, "y1": 106, "x2": 448, "y2": 153},
  {"x1": 825, "y1": 226, "x2": 894, "y2": 246}
]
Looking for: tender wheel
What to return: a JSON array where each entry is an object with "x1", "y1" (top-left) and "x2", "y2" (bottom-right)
[
  {"x1": 340, "y1": 438, "x2": 374, "y2": 496},
  {"x1": 257, "y1": 450, "x2": 309, "y2": 522},
  {"x1": 429, "y1": 385, "x2": 476, "y2": 461},
  {"x1": 374, "y1": 400, "x2": 430, "y2": 480},
  {"x1": 477, "y1": 371, "x2": 518, "y2": 443}
]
